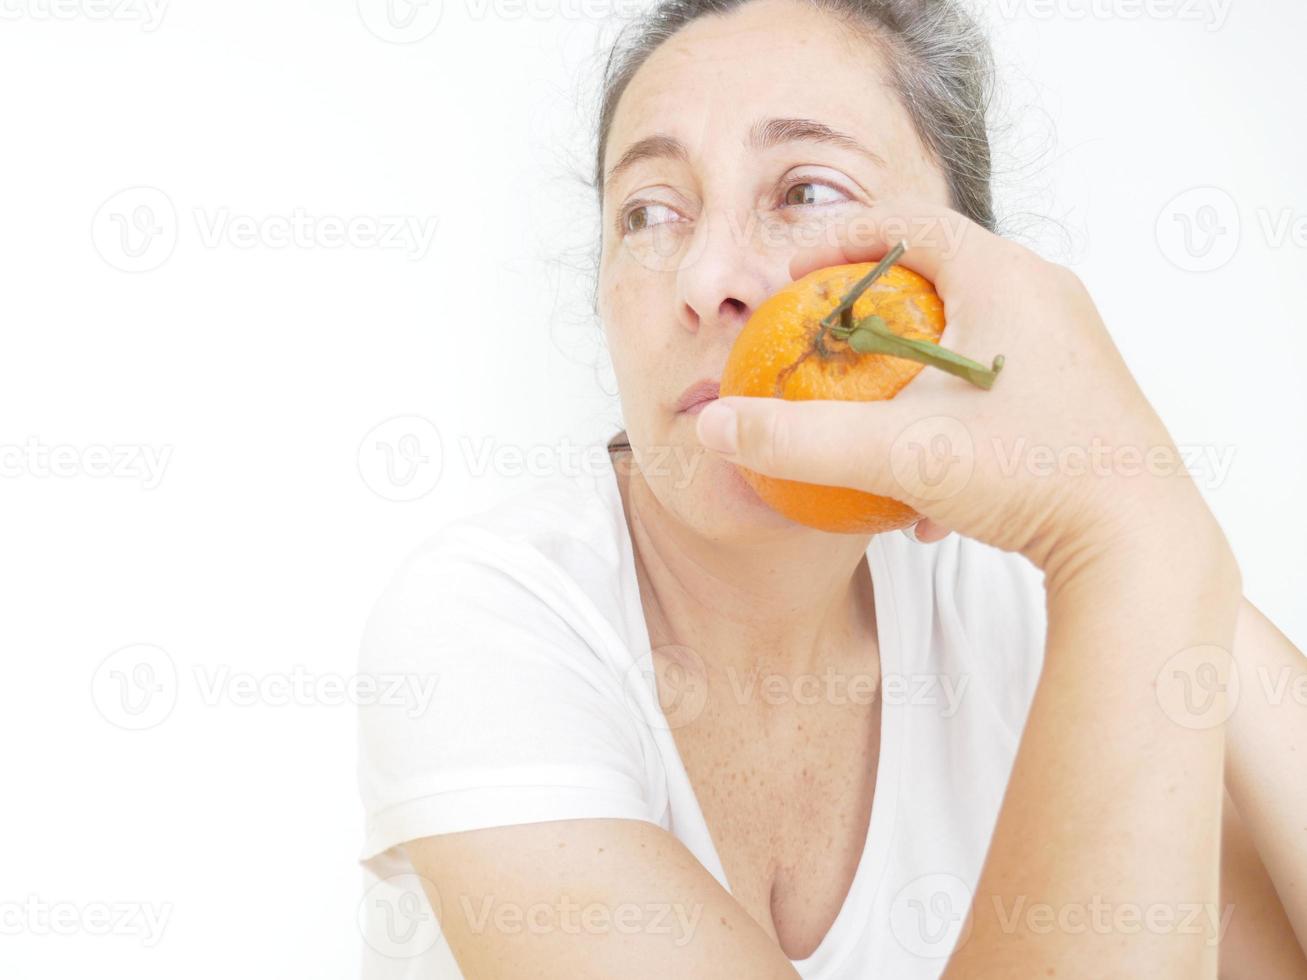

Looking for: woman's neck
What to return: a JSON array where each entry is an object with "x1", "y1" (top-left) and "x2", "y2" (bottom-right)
[{"x1": 613, "y1": 447, "x2": 878, "y2": 680}]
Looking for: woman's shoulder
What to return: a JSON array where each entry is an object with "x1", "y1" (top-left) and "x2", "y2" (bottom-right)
[
  {"x1": 362, "y1": 464, "x2": 637, "y2": 668},
  {"x1": 355, "y1": 464, "x2": 664, "y2": 854}
]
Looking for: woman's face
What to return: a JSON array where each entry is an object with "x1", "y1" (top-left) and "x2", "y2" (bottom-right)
[{"x1": 597, "y1": 0, "x2": 952, "y2": 540}]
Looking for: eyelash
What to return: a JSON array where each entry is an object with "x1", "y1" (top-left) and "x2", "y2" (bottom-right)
[{"x1": 616, "y1": 175, "x2": 854, "y2": 238}]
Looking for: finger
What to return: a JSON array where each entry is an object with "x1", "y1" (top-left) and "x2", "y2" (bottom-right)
[
  {"x1": 694, "y1": 394, "x2": 976, "y2": 514},
  {"x1": 787, "y1": 242, "x2": 869, "y2": 284},
  {"x1": 787, "y1": 200, "x2": 987, "y2": 290},
  {"x1": 912, "y1": 519, "x2": 954, "y2": 544}
]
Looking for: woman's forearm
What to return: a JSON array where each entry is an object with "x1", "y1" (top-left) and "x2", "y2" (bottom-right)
[
  {"x1": 944, "y1": 517, "x2": 1243, "y2": 978},
  {"x1": 1225, "y1": 599, "x2": 1307, "y2": 952}
]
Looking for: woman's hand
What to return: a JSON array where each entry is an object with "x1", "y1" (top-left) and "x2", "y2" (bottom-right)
[{"x1": 694, "y1": 200, "x2": 1228, "y2": 585}]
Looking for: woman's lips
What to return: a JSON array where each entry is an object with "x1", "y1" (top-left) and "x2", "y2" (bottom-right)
[
  {"x1": 675, "y1": 379, "x2": 721, "y2": 414},
  {"x1": 682, "y1": 398, "x2": 717, "y2": 416}
]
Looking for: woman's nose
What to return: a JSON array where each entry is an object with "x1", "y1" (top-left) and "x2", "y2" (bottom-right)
[{"x1": 676, "y1": 208, "x2": 775, "y2": 338}]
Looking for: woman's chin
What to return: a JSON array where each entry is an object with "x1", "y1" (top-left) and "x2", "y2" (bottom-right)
[
  {"x1": 690, "y1": 453, "x2": 796, "y2": 532},
  {"x1": 630, "y1": 431, "x2": 794, "y2": 533}
]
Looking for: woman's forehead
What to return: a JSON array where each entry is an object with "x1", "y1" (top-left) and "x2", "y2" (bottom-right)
[{"x1": 603, "y1": 3, "x2": 908, "y2": 183}]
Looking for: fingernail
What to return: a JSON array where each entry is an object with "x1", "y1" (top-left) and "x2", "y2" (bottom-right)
[
  {"x1": 901, "y1": 522, "x2": 921, "y2": 542},
  {"x1": 696, "y1": 401, "x2": 738, "y2": 455}
]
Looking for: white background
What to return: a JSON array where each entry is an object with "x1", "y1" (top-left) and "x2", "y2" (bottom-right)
[{"x1": 1, "y1": 0, "x2": 1303, "y2": 976}]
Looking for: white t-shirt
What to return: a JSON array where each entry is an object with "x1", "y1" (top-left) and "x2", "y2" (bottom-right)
[{"x1": 356, "y1": 445, "x2": 1048, "y2": 979}]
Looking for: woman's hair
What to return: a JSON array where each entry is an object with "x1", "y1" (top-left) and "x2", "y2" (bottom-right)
[
  {"x1": 591, "y1": 0, "x2": 997, "y2": 231},
  {"x1": 591, "y1": 0, "x2": 998, "y2": 454}
]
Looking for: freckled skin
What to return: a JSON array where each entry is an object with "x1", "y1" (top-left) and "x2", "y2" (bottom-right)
[{"x1": 594, "y1": 0, "x2": 949, "y2": 960}]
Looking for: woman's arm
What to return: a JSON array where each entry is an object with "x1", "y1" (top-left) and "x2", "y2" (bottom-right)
[
  {"x1": 1224, "y1": 599, "x2": 1307, "y2": 951},
  {"x1": 696, "y1": 200, "x2": 1259, "y2": 977},
  {"x1": 403, "y1": 818, "x2": 802, "y2": 979},
  {"x1": 943, "y1": 519, "x2": 1240, "y2": 977},
  {"x1": 1218, "y1": 786, "x2": 1307, "y2": 978}
]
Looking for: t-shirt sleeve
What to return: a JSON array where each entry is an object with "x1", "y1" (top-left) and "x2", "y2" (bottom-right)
[{"x1": 356, "y1": 525, "x2": 657, "y2": 860}]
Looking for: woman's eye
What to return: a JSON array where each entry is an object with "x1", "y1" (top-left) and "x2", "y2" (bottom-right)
[
  {"x1": 621, "y1": 202, "x2": 680, "y2": 235},
  {"x1": 782, "y1": 180, "x2": 850, "y2": 208}
]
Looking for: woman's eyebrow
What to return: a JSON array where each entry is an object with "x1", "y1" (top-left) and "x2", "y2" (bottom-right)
[
  {"x1": 603, "y1": 116, "x2": 886, "y2": 196},
  {"x1": 749, "y1": 116, "x2": 887, "y2": 168},
  {"x1": 604, "y1": 134, "x2": 688, "y2": 197}
]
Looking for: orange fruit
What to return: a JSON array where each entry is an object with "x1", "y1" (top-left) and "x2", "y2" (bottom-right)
[{"x1": 719, "y1": 262, "x2": 946, "y2": 534}]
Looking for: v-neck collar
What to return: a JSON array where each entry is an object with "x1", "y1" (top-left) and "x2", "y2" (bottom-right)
[{"x1": 600, "y1": 445, "x2": 905, "y2": 978}]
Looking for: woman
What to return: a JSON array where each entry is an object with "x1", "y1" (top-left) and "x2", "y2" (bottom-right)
[{"x1": 357, "y1": 0, "x2": 1307, "y2": 976}]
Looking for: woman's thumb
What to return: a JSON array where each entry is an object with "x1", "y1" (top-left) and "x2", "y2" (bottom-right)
[{"x1": 694, "y1": 395, "x2": 976, "y2": 510}]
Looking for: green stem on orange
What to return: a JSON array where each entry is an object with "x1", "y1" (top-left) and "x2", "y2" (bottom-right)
[
  {"x1": 819, "y1": 239, "x2": 1006, "y2": 390},
  {"x1": 842, "y1": 316, "x2": 1005, "y2": 390},
  {"x1": 820, "y1": 240, "x2": 907, "y2": 331}
]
